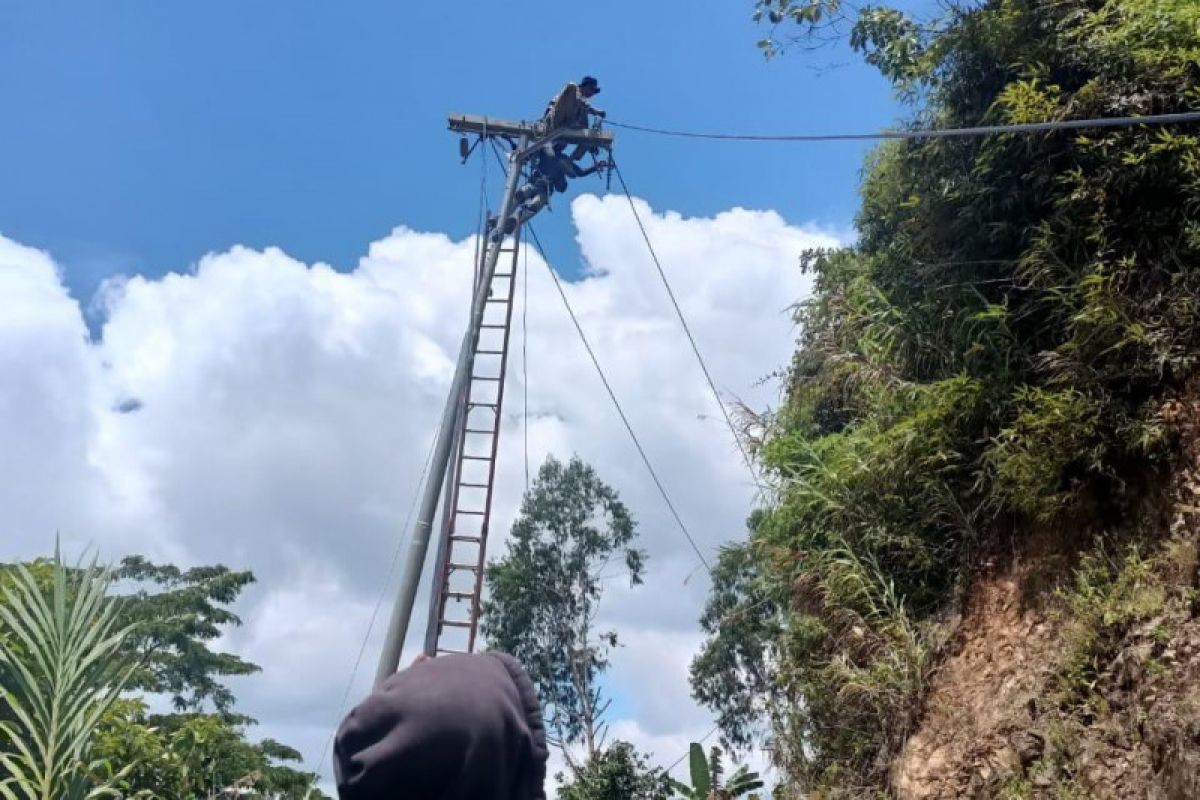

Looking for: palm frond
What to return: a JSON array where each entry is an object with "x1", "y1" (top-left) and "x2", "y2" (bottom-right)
[{"x1": 0, "y1": 551, "x2": 137, "y2": 800}]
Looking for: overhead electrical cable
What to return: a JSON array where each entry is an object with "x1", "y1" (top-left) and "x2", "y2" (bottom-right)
[
  {"x1": 612, "y1": 162, "x2": 763, "y2": 488},
  {"x1": 484, "y1": 140, "x2": 711, "y2": 570},
  {"x1": 524, "y1": 223, "x2": 712, "y2": 573},
  {"x1": 464, "y1": 134, "x2": 797, "y2": 772},
  {"x1": 308, "y1": 427, "x2": 440, "y2": 789},
  {"x1": 607, "y1": 110, "x2": 1200, "y2": 143}
]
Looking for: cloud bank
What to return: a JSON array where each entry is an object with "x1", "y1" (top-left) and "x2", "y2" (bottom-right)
[{"x1": 0, "y1": 194, "x2": 838, "y2": 786}]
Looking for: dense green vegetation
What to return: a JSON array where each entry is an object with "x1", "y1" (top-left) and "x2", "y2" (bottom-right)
[
  {"x1": 695, "y1": 0, "x2": 1200, "y2": 793},
  {"x1": 0, "y1": 552, "x2": 324, "y2": 799}
]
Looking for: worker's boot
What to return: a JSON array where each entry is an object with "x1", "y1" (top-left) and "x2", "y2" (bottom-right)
[{"x1": 488, "y1": 217, "x2": 515, "y2": 243}]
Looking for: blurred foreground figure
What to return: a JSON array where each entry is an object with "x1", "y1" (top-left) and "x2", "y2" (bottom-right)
[{"x1": 334, "y1": 652, "x2": 548, "y2": 800}]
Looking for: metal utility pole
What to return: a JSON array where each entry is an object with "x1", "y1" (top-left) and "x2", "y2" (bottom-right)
[{"x1": 374, "y1": 115, "x2": 614, "y2": 686}]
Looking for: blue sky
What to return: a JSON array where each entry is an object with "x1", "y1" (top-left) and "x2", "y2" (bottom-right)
[
  {"x1": 0, "y1": 0, "x2": 917, "y2": 304},
  {"x1": 1, "y1": 1, "x2": 937, "y2": 783}
]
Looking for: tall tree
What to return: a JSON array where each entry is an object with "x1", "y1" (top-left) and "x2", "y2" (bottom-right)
[
  {"x1": 482, "y1": 456, "x2": 646, "y2": 772},
  {"x1": 95, "y1": 700, "x2": 329, "y2": 800},
  {"x1": 689, "y1": 539, "x2": 787, "y2": 758}
]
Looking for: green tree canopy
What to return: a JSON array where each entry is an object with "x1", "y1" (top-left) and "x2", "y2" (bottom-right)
[
  {"x1": 95, "y1": 699, "x2": 329, "y2": 800},
  {"x1": 114, "y1": 556, "x2": 260, "y2": 713},
  {"x1": 1, "y1": 549, "x2": 324, "y2": 799},
  {"x1": 482, "y1": 455, "x2": 646, "y2": 770},
  {"x1": 557, "y1": 741, "x2": 672, "y2": 800},
  {"x1": 0, "y1": 549, "x2": 137, "y2": 798},
  {"x1": 695, "y1": 0, "x2": 1200, "y2": 792},
  {"x1": 688, "y1": 540, "x2": 785, "y2": 753}
]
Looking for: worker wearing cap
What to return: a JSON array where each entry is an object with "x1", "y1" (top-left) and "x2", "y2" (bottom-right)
[{"x1": 543, "y1": 75, "x2": 606, "y2": 133}]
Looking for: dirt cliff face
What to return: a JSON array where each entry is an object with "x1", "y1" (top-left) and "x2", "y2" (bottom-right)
[{"x1": 890, "y1": 393, "x2": 1200, "y2": 800}]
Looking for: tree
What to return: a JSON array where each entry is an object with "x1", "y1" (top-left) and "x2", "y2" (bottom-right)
[
  {"x1": 0, "y1": 549, "x2": 137, "y2": 798},
  {"x1": 1, "y1": 550, "x2": 324, "y2": 799},
  {"x1": 689, "y1": 540, "x2": 785, "y2": 755},
  {"x1": 557, "y1": 741, "x2": 672, "y2": 800},
  {"x1": 669, "y1": 744, "x2": 763, "y2": 800},
  {"x1": 94, "y1": 700, "x2": 330, "y2": 800},
  {"x1": 113, "y1": 556, "x2": 260, "y2": 714},
  {"x1": 482, "y1": 455, "x2": 646, "y2": 772},
  {"x1": 98, "y1": 557, "x2": 324, "y2": 798},
  {"x1": 698, "y1": 0, "x2": 1200, "y2": 793},
  {"x1": 2, "y1": 556, "x2": 260, "y2": 716}
]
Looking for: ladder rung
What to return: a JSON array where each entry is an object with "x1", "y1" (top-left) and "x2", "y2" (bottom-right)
[
  {"x1": 462, "y1": 455, "x2": 492, "y2": 462},
  {"x1": 476, "y1": 350, "x2": 505, "y2": 355},
  {"x1": 451, "y1": 535, "x2": 482, "y2": 543},
  {"x1": 455, "y1": 510, "x2": 485, "y2": 516},
  {"x1": 469, "y1": 402, "x2": 499, "y2": 408},
  {"x1": 449, "y1": 562, "x2": 479, "y2": 571},
  {"x1": 437, "y1": 648, "x2": 468, "y2": 655},
  {"x1": 447, "y1": 591, "x2": 475, "y2": 600},
  {"x1": 459, "y1": 481, "x2": 490, "y2": 488},
  {"x1": 486, "y1": 297, "x2": 511, "y2": 304},
  {"x1": 493, "y1": 273, "x2": 514, "y2": 278},
  {"x1": 471, "y1": 375, "x2": 501, "y2": 382},
  {"x1": 441, "y1": 620, "x2": 472, "y2": 629},
  {"x1": 464, "y1": 428, "x2": 495, "y2": 435},
  {"x1": 480, "y1": 324, "x2": 507, "y2": 330}
]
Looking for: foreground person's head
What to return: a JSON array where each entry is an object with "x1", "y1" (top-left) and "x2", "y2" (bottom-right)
[{"x1": 334, "y1": 652, "x2": 547, "y2": 800}]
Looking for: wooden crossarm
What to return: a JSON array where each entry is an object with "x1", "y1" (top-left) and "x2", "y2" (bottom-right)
[{"x1": 448, "y1": 113, "x2": 616, "y2": 149}]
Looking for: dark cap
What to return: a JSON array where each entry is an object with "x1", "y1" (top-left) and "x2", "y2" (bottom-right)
[
  {"x1": 334, "y1": 652, "x2": 547, "y2": 800},
  {"x1": 580, "y1": 75, "x2": 600, "y2": 93}
]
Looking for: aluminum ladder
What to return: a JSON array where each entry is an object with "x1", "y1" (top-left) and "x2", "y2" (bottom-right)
[{"x1": 423, "y1": 229, "x2": 523, "y2": 656}]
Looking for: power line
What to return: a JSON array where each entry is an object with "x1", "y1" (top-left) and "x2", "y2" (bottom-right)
[
  {"x1": 612, "y1": 162, "x2": 763, "y2": 489},
  {"x1": 487, "y1": 145, "x2": 787, "y2": 758},
  {"x1": 665, "y1": 724, "x2": 721, "y2": 772},
  {"x1": 608, "y1": 110, "x2": 1200, "y2": 143},
  {"x1": 307, "y1": 427, "x2": 440, "y2": 789},
  {"x1": 524, "y1": 223, "x2": 712, "y2": 573},
  {"x1": 485, "y1": 139, "x2": 711, "y2": 569}
]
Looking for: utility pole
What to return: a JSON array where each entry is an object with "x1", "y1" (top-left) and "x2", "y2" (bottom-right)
[{"x1": 374, "y1": 115, "x2": 614, "y2": 686}]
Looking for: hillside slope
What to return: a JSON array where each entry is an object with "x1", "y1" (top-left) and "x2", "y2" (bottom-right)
[
  {"x1": 691, "y1": 1, "x2": 1200, "y2": 796},
  {"x1": 895, "y1": 389, "x2": 1200, "y2": 797}
]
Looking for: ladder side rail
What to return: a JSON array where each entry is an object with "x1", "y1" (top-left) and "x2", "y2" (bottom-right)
[
  {"x1": 375, "y1": 133, "x2": 529, "y2": 686},
  {"x1": 424, "y1": 229, "x2": 494, "y2": 655},
  {"x1": 465, "y1": 232, "x2": 523, "y2": 651},
  {"x1": 422, "y1": 377, "x2": 470, "y2": 656}
]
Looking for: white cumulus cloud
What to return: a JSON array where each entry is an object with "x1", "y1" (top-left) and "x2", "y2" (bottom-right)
[{"x1": 0, "y1": 194, "x2": 838, "y2": 788}]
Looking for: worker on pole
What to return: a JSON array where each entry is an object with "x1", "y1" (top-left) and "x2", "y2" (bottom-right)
[
  {"x1": 543, "y1": 75, "x2": 605, "y2": 131},
  {"x1": 488, "y1": 149, "x2": 610, "y2": 240},
  {"x1": 543, "y1": 76, "x2": 606, "y2": 161}
]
